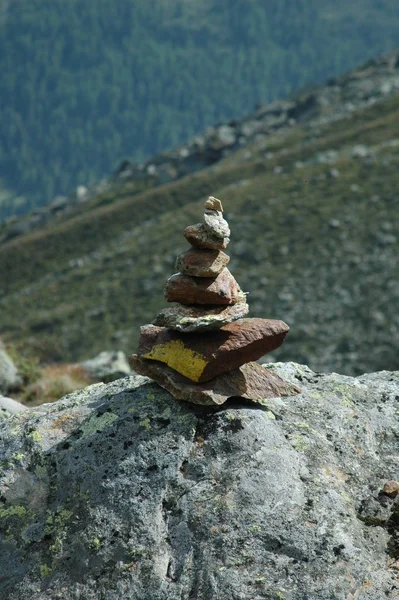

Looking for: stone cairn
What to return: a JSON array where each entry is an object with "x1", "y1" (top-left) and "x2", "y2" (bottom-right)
[{"x1": 131, "y1": 197, "x2": 299, "y2": 405}]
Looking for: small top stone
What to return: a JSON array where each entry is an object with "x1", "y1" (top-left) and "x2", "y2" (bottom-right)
[
  {"x1": 205, "y1": 196, "x2": 223, "y2": 212},
  {"x1": 382, "y1": 480, "x2": 399, "y2": 498}
]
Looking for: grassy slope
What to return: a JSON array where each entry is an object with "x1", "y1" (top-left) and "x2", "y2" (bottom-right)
[{"x1": 0, "y1": 94, "x2": 398, "y2": 374}]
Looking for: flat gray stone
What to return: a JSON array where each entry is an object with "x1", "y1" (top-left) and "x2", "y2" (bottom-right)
[
  {"x1": 153, "y1": 301, "x2": 249, "y2": 332},
  {"x1": 81, "y1": 350, "x2": 132, "y2": 382}
]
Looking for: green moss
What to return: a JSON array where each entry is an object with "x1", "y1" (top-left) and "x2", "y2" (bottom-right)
[
  {"x1": 289, "y1": 433, "x2": 310, "y2": 452},
  {"x1": 264, "y1": 411, "x2": 276, "y2": 420},
  {"x1": 29, "y1": 430, "x2": 43, "y2": 443},
  {"x1": 225, "y1": 411, "x2": 237, "y2": 421},
  {"x1": 11, "y1": 452, "x2": 25, "y2": 462},
  {"x1": 89, "y1": 537, "x2": 101, "y2": 551},
  {"x1": 297, "y1": 422, "x2": 316, "y2": 434},
  {"x1": 49, "y1": 536, "x2": 63, "y2": 556},
  {"x1": 248, "y1": 524, "x2": 262, "y2": 532},
  {"x1": 34, "y1": 464, "x2": 47, "y2": 479},
  {"x1": 0, "y1": 505, "x2": 27, "y2": 519},
  {"x1": 39, "y1": 564, "x2": 52, "y2": 578},
  {"x1": 0, "y1": 505, "x2": 36, "y2": 544},
  {"x1": 139, "y1": 418, "x2": 151, "y2": 430},
  {"x1": 177, "y1": 414, "x2": 194, "y2": 425},
  {"x1": 42, "y1": 507, "x2": 73, "y2": 562},
  {"x1": 45, "y1": 508, "x2": 73, "y2": 535},
  {"x1": 80, "y1": 412, "x2": 118, "y2": 437},
  {"x1": 10, "y1": 425, "x2": 23, "y2": 436},
  {"x1": 159, "y1": 407, "x2": 172, "y2": 420}
]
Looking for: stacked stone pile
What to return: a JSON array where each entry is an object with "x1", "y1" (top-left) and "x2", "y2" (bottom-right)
[{"x1": 131, "y1": 197, "x2": 299, "y2": 405}]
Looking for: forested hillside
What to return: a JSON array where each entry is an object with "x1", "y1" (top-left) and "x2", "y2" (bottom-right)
[{"x1": 1, "y1": 0, "x2": 399, "y2": 219}]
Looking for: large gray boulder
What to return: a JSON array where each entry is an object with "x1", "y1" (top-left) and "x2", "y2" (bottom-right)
[
  {"x1": 0, "y1": 394, "x2": 26, "y2": 417},
  {"x1": 0, "y1": 342, "x2": 21, "y2": 393},
  {"x1": 0, "y1": 363, "x2": 397, "y2": 600},
  {"x1": 80, "y1": 350, "x2": 132, "y2": 382}
]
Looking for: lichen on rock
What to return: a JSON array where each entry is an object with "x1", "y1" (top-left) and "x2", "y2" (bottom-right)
[{"x1": 0, "y1": 364, "x2": 397, "y2": 599}]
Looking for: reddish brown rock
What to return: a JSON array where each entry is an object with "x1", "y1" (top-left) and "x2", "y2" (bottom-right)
[
  {"x1": 137, "y1": 318, "x2": 289, "y2": 383},
  {"x1": 164, "y1": 268, "x2": 242, "y2": 305},
  {"x1": 130, "y1": 355, "x2": 300, "y2": 406},
  {"x1": 184, "y1": 223, "x2": 229, "y2": 250},
  {"x1": 153, "y1": 300, "x2": 249, "y2": 332},
  {"x1": 176, "y1": 248, "x2": 230, "y2": 277}
]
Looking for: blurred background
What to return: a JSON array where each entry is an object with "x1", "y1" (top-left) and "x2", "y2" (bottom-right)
[{"x1": 0, "y1": 0, "x2": 398, "y2": 406}]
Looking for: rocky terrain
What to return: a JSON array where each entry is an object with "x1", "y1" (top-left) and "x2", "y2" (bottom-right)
[
  {"x1": 0, "y1": 362, "x2": 397, "y2": 599},
  {"x1": 0, "y1": 340, "x2": 134, "y2": 410},
  {"x1": 0, "y1": 50, "x2": 399, "y2": 374}
]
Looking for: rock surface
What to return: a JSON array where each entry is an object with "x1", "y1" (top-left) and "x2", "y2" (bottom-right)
[
  {"x1": 137, "y1": 318, "x2": 289, "y2": 382},
  {"x1": 164, "y1": 269, "x2": 242, "y2": 305},
  {"x1": 153, "y1": 301, "x2": 249, "y2": 332},
  {"x1": 382, "y1": 481, "x2": 399, "y2": 499},
  {"x1": 0, "y1": 394, "x2": 26, "y2": 417},
  {"x1": 204, "y1": 196, "x2": 223, "y2": 211},
  {"x1": 0, "y1": 341, "x2": 22, "y2": 393},
  {"x1": 80, "y1": 350, "x2": 132, "y2": 382},
  {"x1": 131, "y1": 356, "x2": 299, "y2": 405},
  {"x1": 203, "y1": 209, "x2": 230, "y2": 239},
  {"x1": 0, "y1": 363, "x2": 398, "y2": 599},
  {"x1": 184, "y1": 223, "x2": 230, "y2": 249},
  {"x1": 175, "y1": 247, "x2": 230, "y2": 277}
]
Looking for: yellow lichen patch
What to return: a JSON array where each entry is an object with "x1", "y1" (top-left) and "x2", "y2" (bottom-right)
[
  {"x1": 80, "y1": 412, "x2": 118, "y2": 437},
  {"x1": 29, "y1": 429, "x2": 43, "y2": 443},
  {"x1": 39, "y1": 564, "x2": 52, "y2": 578},
  {"x1": 143, "y1": 340, "x2": 207, "y2": 382},
  {"x1": 0, "y1": 505, "x2": 27, "y2": 519},
  {"x1": 321, "y1": 465, "x2": 349, "y2": 483}
]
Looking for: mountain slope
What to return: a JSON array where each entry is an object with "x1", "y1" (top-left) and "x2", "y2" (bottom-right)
[
  {"x1": 1, "y1": 0, "x2": 399, "y2": 218},
  {"x1": 0, "y1": 52, "x2": 399, "y2": 375}
]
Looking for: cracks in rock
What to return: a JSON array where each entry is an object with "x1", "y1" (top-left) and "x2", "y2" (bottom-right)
[
  {"x1": 159, "y1": 419, "x2": 202, "y2": 585},
  {"x1": 358, "y1": 492, "x2": 399, "y2": 559},
  {"x1": 160, "y1": 492, "x2": 176, "y2": 583}
]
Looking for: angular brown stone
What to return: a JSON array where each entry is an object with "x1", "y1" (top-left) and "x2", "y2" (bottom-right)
[
  {"x1": 184, "y1": 223, "x2": 229, "y2": 250},
  {"x1": 204, "y1": 196, "x2": 223, "y2": 212},
  {"x1": 153, "y1": 300, "x2": 249, "y2": 332},
  {"x1": 131, "y1": 356, "x2": 300, "y2": 406},
  {"x1": 164, "y1": 268, "x2": 242, "y2": 305},
  {"x1": 137, "y1": 318, "x2": 289, "y2": 383},
  {"x1": 175, "y1": 248, "x2": 230, "y2": 277}
]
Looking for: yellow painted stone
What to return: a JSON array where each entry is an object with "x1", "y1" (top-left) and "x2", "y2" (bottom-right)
[{"x1": 143, "y1": 339, "x2": 207, "y2": 382}]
